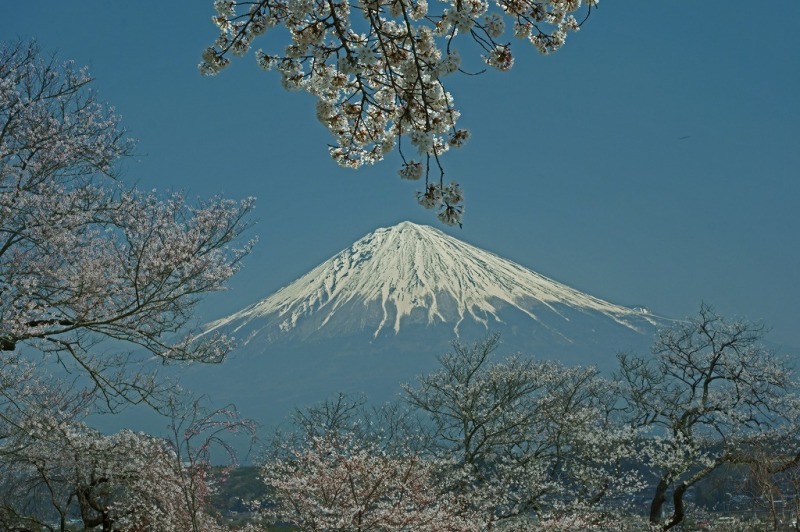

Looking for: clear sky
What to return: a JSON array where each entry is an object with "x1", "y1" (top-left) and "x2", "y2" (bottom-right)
[{"x1": 3, "y1": 1, "x2": 799, "y2": 350}]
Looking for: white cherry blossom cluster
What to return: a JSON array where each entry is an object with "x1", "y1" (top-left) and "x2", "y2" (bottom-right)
[
  {"x1": 262, "y1": 431, "x2": 480, "y2": 530},
  {"x1": 201, "y1": 0, "x2": 597, "y2": 225},
  {"x1": 617, "y1": 304, "x2": 800, "y2": 529},
  {"x1": 0, "y1": 359, "x2": 239, "y2": 529},
  {"x1": 7, "y1": 422, "x2": 226, "y2": 529},
  {"x1": 416, "y1": 181, "x2": 464, "y2": 226},
  {"x1": 403, "y1": 335, "x2": 644, "y2": 526}
]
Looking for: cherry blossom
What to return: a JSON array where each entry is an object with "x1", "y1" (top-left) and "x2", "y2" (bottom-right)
[
  {"x1": 1, "y1": 40, "x2": 256, "y2": 529},
  {"x1": 1, "y1": 41, "x2": 255, "y2": 410},
  {"x1": 201, "y1": 0, "x2": 598, "y2": 225},
  {"x1": 403, "y1": 334, "x2": 643, "y2": 527},
  {"x1": 0, "y1": 356, "x2": 256, "y2": 530},
  {"x1": 253, "y1": 325, "x2": 800, "y2": 530},
  {"x1": 262, "y1": 430, "x2": 478, "y2": 531},
  {"x1": 617, "y1": 304, "x2": 800, "y2": 530}
]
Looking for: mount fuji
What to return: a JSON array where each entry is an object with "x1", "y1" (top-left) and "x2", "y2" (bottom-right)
[{"x1": 183, "y1": 222, "x2": 668, "y2": 429}]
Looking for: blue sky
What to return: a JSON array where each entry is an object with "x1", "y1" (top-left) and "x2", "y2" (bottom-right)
[{"x1": 4, "y1": 1, "x2": 799, "y2": 350}]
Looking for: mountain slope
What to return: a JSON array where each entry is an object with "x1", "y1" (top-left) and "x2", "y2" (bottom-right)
[
  {"x1": 186, "y1": 222, "x2": 668, "y2": 432},
  {"x1": 205, "y1": 221, "x2": 658, "y2": 345}
]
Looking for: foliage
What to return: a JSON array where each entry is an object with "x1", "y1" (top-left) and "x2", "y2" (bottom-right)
[
  {"x1": 201, "y1": 0, "x2": 598, "y2": 225},
  {"x1": 257, "y1": 336, "x2": 643, "y2": 530},
  {"x1": 255, "y1": 313, "x2": 800, "y2": 531}
]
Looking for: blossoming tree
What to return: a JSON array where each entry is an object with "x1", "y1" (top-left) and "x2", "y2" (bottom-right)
[
  {"x1": 743, "y1": 442, "x2": 800, "y2": 532},
  {"x1": 403, "y1": 334, "x2": 643, "y2": 528},
  {"x1": 262, "y1": 431, "x2": 479, "y2": 531},
  {"x1": 257, "y1": 325, "x2": 800, "y2": 530},
  {"x1": 201, "y1": 0, "x2": 598, "y2": 225},
  {"x1": 0, "y1": 40, "x2": 254, "y2": 410},
  {"x1": 1, "y1": 358, "x2": 256, "y2": 530},
  {"x1": 261, "y1": 341, "x2": 644, "y2": 530},
  {"x1": 0, "y1": 40, "x2": 256, "y2": 530},
  {"x1": 617, "y1": 304, "x2": 800, "y2": 530}
]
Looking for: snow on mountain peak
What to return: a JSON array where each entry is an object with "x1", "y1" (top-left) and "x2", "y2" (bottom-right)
[{"x1": 206, "y1": 222, "x2": 654, "y2": 342}]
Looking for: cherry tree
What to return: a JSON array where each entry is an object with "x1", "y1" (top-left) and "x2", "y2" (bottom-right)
[
  {"x1": 0, "y1": 40, "x2": 254, "y2": 410},
  {"x1": 258, "y1": 339, "x2": 644, "y2": 530},
  {"x1": 160, "y1": 396, "x2": 258, "y2": 531},
  {"x1": 0, "y1": 357, "x2": 255, "y2": 530},
  {"x1": 742, "y1": 444, "x2": 800, "y2": 532},
  {"x1": 2, "y1": 421, "x2": 227, "y2": 531},
  {"x1": 617, "y1": 304, "x2": 800, "y2": 530},
  {"x1": 255, "y1": 395, "x2": 468, "y2": 530},
  {"x1": 0, "y1": 357, "x2": 90, "y2": 530},
  {"x1": 403, "y1": 334, "x2": 643, "y2": 528},
  {"x1": 201, "y1": 0, "x2": 598, "y2": 225},
  {"x1": 262, "y1": 430, "x2": 478, "y2": 531},
  {"x1": 0, "y1": 39, "x2": 258, "y2": 529},
  {"x1": 279, "y1": 392, "x2": 427, "y2": 456}
]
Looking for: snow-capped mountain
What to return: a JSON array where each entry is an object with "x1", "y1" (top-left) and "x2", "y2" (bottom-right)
[
  {"x1": 185, "y1": 222, "x2": 667, "y2": 431},
  {"x1": 205, "y1": 221, "x2": 658, "y2": 345}
]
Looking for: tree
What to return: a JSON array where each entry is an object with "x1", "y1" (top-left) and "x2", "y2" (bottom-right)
[
  {"x1": 0, "y1": 359, "x2": 255, "y2": 531},
  {"x1": 403, "y1": 334, "x2": 642, "y2": 528},
  {"x1": 258, "y1": 395, "x2": 475, "y2": 530},
  {"x1": 2, "y1": 422, "x2": 227, "y2": 531},
  {"x1": 0, "y1": 40, "x2": 254, "y2": 410},
  {"x1": 201, "y1": 0, "x2": 598, "y2": 225},
  {"x1": 0, "y1": 356, "x2": 91, "y2": 530},
  {"x1": 740, "y1": 436, "x2": 800, "y2": 532},
  {"x1": 0, "y1": 39, "x2": 256, "y2": 530},
  {"x1": 617, "y1": 304, "x2": 800, "y2": 530},
  {"x1": 262, "y1": 430, "x2": 478, "y2": 531},
  {"x1": 160, "y1": 396, "x2": 258, "y2": 531},
  {"x1": 279, "y1": 392, "x2": 426, "y2": 456}
]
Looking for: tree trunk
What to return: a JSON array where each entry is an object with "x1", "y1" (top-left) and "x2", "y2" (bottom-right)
[
  {"x1": 649, "y1": 476, "x2": 669, "y2": 525},
  {"x1": 664, "y1": 482, "x2": 688, "y2": 530}
]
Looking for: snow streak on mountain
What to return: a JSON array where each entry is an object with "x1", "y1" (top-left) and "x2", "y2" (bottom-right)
[{"x1": 205, "y1": 222, "x2": 657, "y2": 344}]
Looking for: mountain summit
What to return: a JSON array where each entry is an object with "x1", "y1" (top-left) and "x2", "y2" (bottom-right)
[{"x1": 206, "y1": 221, "x2": 657, "y2": 346}]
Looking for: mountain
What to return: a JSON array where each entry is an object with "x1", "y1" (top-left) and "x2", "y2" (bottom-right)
[
  {"x1": 205, "y1": 221, "x2": 659, "y2": 343},
  {"x1": 184, "y1": 222, "x2": 668, "y2": 431}
]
